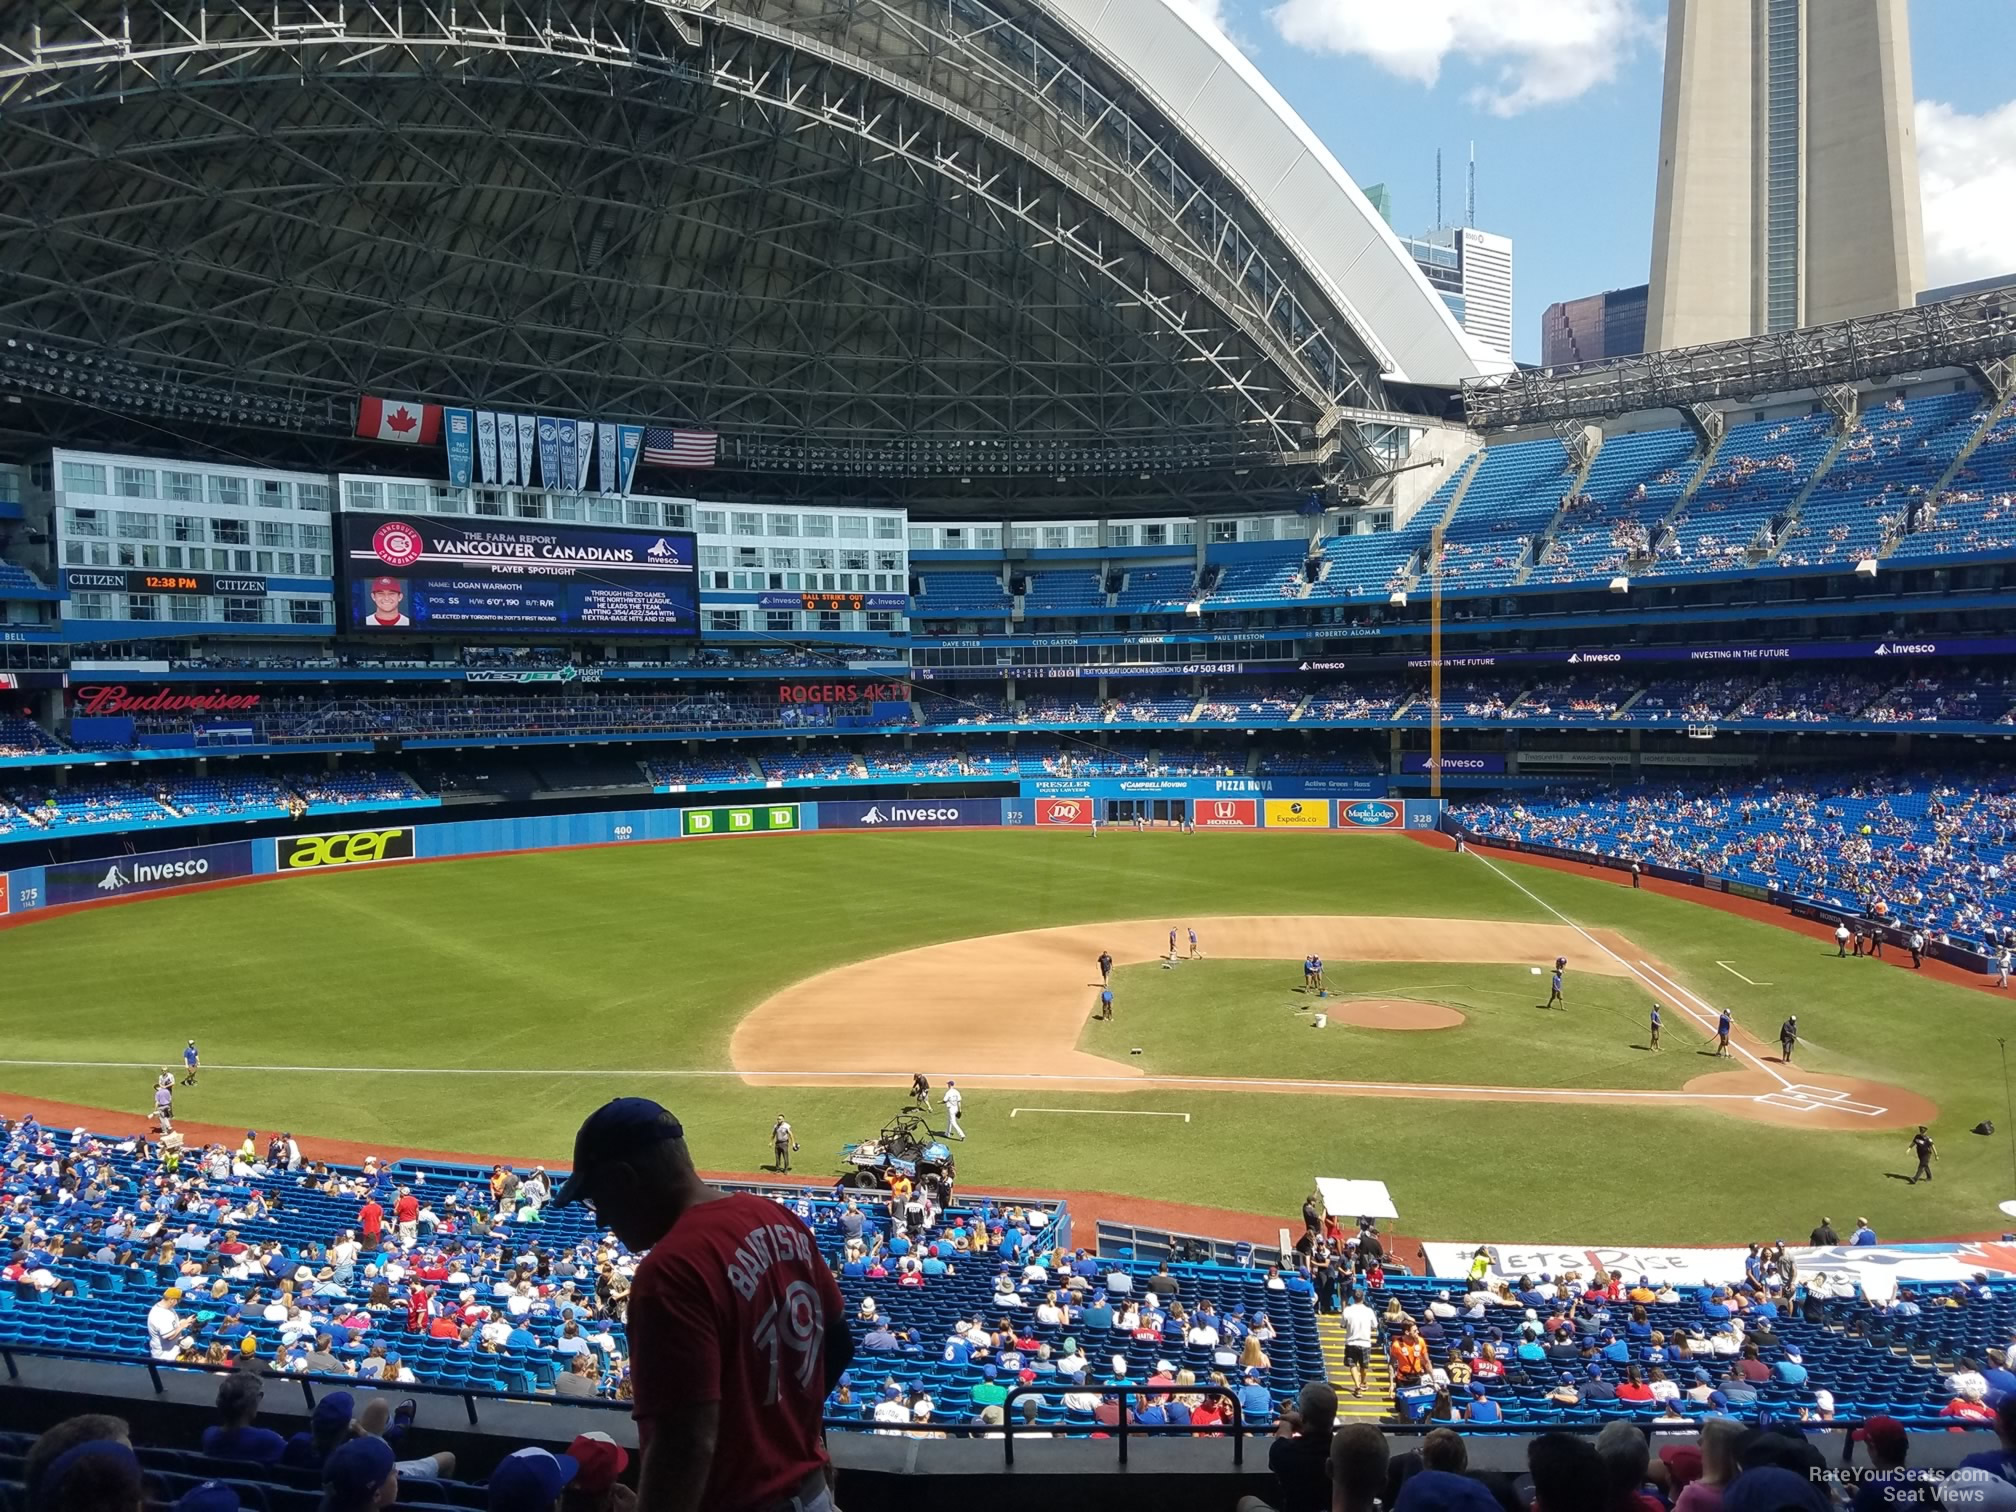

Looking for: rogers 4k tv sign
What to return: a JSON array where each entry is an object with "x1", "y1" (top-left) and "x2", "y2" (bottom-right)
[
  {"x1": 44, "y1": 840, "x2": 255, "y2": 906},
  {"x1": 280, "y1": 827, "x2": 417, "y2": 871}
]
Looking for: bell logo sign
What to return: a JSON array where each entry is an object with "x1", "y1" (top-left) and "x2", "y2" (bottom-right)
[{"x1": 282, "y1": 828, "x2": 417, "y2": 870}]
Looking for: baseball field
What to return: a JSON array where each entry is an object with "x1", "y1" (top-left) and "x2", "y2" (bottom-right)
[{"x1": 0, "y1": 827, "x2": 2001, "y2": 1244}]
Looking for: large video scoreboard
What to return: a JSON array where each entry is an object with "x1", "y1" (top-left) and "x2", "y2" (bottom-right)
[{"x1": 339, "y1": 514, "x2": 699, "y2": 637}]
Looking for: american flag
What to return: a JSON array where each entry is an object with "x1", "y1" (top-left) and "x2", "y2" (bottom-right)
[{"x1": 641, "y1": 427, "x2": 718, "y2": 468}]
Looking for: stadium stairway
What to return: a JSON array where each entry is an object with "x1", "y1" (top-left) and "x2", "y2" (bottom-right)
[
  {"x1": 1395, "y1": 451, "x2": 1485, "y2": 593},
  {"x1": 1313, "y1": 1312, "x2": 1392, "y2": 1420},
  {"x1": 1643, "y1": 422, "x2": 1727, "y2": 559},
  {"x1": 1754, "y1": 413, "x2": 1859, "y2": 564},
  {"x1": 1511, "y1": 428, "x2": 1606, "y2": 588},
  {"x1": 1881, "y1": 387, "x2": 2016, "y2": 560}
]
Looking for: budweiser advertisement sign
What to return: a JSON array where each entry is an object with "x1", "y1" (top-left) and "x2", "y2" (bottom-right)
[{"x1": 72, "y1": 685, "x2": 263, "y2": 717}]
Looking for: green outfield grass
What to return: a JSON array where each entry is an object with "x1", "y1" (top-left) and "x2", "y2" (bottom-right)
[
  {"x1": 0, "y1": 829, "x2": 2006, "y2": 1243},
  {"x1": 1082, "y1": 960, "x2": 1710, "y2": 1087}
]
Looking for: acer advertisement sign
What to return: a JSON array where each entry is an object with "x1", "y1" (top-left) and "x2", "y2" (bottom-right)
[
  {"x1": 280, "y1": 827, "x2": 417, "y2": 871},
  {"x1": 1034, "y1": 798, "x2": 1092, "y2": 826},
  {"x1": 339, "y1": 513, "x2": 698, "y2": 637},
  {"x1": 1193, "y1": 799, "x2": 1257, "y2": 828},
  {"x1": 44, "y1": 841, "x2": 255, "y2": 907}
]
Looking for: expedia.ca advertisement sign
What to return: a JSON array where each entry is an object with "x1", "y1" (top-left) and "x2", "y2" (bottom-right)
[
  {"x1": 280, "y1": 826, "x2": 416, "y2": 871},
  {"x1": 45, "y1": 841, "x2": 255, "y2": 906}
]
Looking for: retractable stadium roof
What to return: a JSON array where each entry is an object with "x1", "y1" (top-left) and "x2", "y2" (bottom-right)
[{"x1": 0, "y1": 0, "x2": 1501, "y2": 507}]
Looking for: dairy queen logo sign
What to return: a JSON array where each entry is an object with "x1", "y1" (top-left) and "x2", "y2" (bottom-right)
[
  {"x1": 371, "y1": 520, "x2": 424, "y2": 567},
  {"x1": 1034, "y1": 798, "x2": 1090, "y2": 826},
  {"x1": 1341, "y1": 799, "x2": 1404, "y2": 829}
]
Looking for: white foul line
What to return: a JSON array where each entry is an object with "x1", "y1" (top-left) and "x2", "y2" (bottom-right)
[
  {"x1": 1010, "y1": 1107, "x2": 1192, "y2": 1122},
  {"x1": 1716, "y1": 961, "x2": 1773, "y2": 986},
  {"x1": 0, "y1": 1056, "x2": 1759, "y2": 1101},
  {"x1": 1460, "y1": 849, "x2": 1793, "y2": 1090}
]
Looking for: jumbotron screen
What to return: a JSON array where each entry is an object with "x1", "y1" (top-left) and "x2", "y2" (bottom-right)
[{"x1": 339, "y1": 513, "x2": 699, "y2": 637}]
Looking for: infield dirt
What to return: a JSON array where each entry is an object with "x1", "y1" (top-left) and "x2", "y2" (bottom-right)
[{"x1": 730, "y1": 913, "x2": 1932, "y2": 1130}]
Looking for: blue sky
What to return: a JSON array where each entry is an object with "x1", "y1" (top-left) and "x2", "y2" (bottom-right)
[{"x1": 1196, "y1": 0, "x2": 2016, "y2": 362}]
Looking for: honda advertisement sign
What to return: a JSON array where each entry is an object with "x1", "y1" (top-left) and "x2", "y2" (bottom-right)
[
  {"x1": 821, "y1": 799, "x2": 1002, "y2": 829},
  {"x1": 44, "y1": 840, "x2": 255, "y2": 906},
  {"x1": 1338, "y1": 799, "x2": 1405, "y2": 830},
  {"x1": 1193, "y1": 798, "x2": 1257, "y2": 828},
  {"x1": 1034, "y1": 798, "x2": 1092, "y2": 826}
]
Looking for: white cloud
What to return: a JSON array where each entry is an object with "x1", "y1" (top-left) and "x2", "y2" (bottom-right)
[
  {"x1": 1265, "y1": 0, "x2": 1658, "y2": 116},
  {"x1": 1916, "y1": 98, "x2": 2016, "y2": 288}
]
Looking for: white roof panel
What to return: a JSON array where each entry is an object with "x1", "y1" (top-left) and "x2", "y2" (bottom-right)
[{"x1": 1049, "y1": 0, "x2": 1510, "y2": 386}]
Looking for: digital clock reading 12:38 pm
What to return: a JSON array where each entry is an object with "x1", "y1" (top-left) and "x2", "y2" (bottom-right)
[{"x1": 140, "y1": 574, "x2": 201, "y2": 592}]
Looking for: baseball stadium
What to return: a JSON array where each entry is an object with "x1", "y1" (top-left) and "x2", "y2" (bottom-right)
[{"x1": 5, "y1": 0, "x2": 2016, "y2": 1503}]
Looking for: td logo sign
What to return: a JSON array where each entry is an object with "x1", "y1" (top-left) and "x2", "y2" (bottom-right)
[
  {"x1": 282, "y1": 827, "x2": 417, "y2": 870},
  {"x1": 682, "y1": 804, "x2": 800, "y2": 838}
]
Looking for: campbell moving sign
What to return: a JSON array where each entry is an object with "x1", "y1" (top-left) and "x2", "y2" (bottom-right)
[
  {"x1": 45, "y1": 841, "x2": 255, "y2": 906},
  {"x1": 72, "y1": 685, "x2": 263, "y2": 717}
]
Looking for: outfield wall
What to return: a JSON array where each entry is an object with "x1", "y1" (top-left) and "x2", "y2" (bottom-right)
[{"x1": 0, "y1": 796, "x2": 1445, "y2": 916}]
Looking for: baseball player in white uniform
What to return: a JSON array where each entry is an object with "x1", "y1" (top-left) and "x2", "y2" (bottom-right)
[{"x1": 942, "y1": 1081, "x2": 966, "y2": 1140}]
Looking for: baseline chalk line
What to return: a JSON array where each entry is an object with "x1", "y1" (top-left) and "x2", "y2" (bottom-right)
[
  {"x1": 1009, "y1": 1107, "x2": 1192, "y2": 1122},
  {"x1": 1716, "y1": 961, "x2": 1773, "y2": 986}
]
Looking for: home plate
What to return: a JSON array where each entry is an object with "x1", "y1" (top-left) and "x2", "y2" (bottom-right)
[{"x1": 1757, "y1": 1085, "x2": 1887, "y2": 1117}]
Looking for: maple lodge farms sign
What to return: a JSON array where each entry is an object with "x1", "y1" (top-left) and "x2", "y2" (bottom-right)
[{"x1": 72, "y1": 685, "x2": 263, "y2": 717}]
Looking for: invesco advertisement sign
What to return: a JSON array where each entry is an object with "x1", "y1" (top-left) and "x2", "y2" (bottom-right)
[
  {"x1": 44, "y1": 840, "x2": 255, "y2": 906},
  {"x1": 821, "y1": 799, "x2": 1002, "y2": 829},
  {"x1": 1339, "y1": 799, "x2": 1405, "y2": 830},
  {"x1": 280, "y1": 827, "x2": 417, "y2": 871}
]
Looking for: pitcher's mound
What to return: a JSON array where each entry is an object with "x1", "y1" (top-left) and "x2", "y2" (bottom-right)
[{"x1": 1325, "y1": 997, "x2": 1466, "y2": 1030}]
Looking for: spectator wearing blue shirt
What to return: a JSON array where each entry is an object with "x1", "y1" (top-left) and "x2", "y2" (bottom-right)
[
  {"x1": 1237, "y1": 1368, "x2": 1273, "y2": 1425},
  {"x1": 1853, "y1": 1217, "x2": 1878, "y2": 1246},
  {"x1": 1464, "y1": 1383, "x2": 1502, "y2": 1424},
  {"x1": 1983, "y1": 1349, "x2": 2016, "y2": 1404},
  {"x1": 202, "y1": 1372, "x2": 288, "y2": 1466},
  {"x1": 1773, "y1": 1347, "x2": 1809, "y2": 1386},
  {"x1": 1699, "y1": 1292, "x2": 1731, "y2": 1323},
  {"x1": 1600, "y1": 1333, "x2": 1630, "y2": 1363}
]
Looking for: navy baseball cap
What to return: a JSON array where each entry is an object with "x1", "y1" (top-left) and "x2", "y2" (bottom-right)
[
  {"x1": 552, "y1": 1099, "x2": 685, "y2": 1207},
  {"x1": 488, "y1": 1449, "x2": 578, "y2": 1512},
  {"x1": 176, "y1": 1482, "x2": 241, "y2": 1512},
  {"x1": 322, "y1": 1437, "x2": 396, "y2": 1512}
]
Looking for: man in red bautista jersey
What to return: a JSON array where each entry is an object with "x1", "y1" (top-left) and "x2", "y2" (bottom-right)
[{"x1": 553, "y1": 1098, "x2": 851, "y2": 1512}]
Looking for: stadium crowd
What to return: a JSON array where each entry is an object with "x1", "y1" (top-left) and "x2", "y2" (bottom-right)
[{"x1": 1458, "y1": 772, "x2": 2016, "y2": 954}]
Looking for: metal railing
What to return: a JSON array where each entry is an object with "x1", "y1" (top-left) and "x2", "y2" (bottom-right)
[{"x1": 0, "y1": 1343, "x2": 628, "y2": 1428}]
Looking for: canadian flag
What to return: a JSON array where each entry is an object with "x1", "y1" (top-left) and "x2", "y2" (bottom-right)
[{"x1": 355, "y1": 395, "x2": 443, "y2": 445}]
